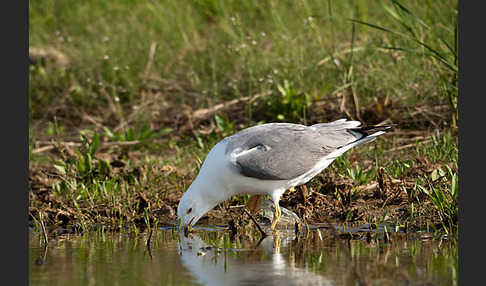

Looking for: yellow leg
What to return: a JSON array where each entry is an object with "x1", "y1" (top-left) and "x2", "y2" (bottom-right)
[
  {"x1": 273, "y1": 230, "x2": 281, "y2": 253},
  {"x1": 270, "y1": 203, "x2": 281, "y2": 230},
  {"x1": 246, "y1": 194, "x2": 263, "y2": 215}
]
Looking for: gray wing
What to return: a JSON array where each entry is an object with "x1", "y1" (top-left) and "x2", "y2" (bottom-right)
[{"x1": 224, "y1": 121, "x2": 360, "y2": 180}]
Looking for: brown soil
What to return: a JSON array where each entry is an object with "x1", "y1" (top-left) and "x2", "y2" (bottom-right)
[
  {"x1": 29, "y1": 152, "x2": 452, "y2": 236},
  {"x1": 29, "y1": 92, "x2": 456, "y2": 236}
]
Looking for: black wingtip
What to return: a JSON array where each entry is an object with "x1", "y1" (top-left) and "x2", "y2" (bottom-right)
[{"x1": 350, "y1": 123, "x2": 396, "y2": 136}]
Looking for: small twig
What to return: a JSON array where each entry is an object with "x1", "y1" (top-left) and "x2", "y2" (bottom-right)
[
  {"x1": 32, "y1": 140, "x2": 141, "y2": 154},
  {"x1": 143, "y1": 42, "x2": 158, "y2": 80},
  {"x1": 229, "y1": 205, "x2": 246, "y2": 209},
  {"x1": 40, "y1": 219, "x2": 48, "y2": 246},
  {"x1": 30, "y1": 213, "x2": 49, "y2": 246},
  {"x1": 384, "y1": 138, "x2": 433, "y2": 153},
  {"x1": 35, "y1": 244, "x2": 49, "y2": 265},
  {"x1": 32, "y1": 145, "x2": 56, "y2": 154},
  {"x1": 252, "y1": 235, "x2": 267, "y2": 250},
  {"x1": 357, "y1": 182, "x2": 379, "y2": 192},
  {"x1": 191, "y1": 92, "x2": 270, "y2": 120},
  {"x1": 310, "y1": 189, "x2": 327, "y2": 198},
  {"x1": 99, "y1": 81, "x2": 120, "y2": 120},
  {"x1": 146, "y1": 228, "x2": 154, "y2": 260},
  {"x1": 243, "y1": 208, "x2": 267, "y2": 238},
  {"x1": 82, "y1": 113, "x2": 105, "y2": 130},
  {"x1": 180, "y1": 91, "x2": 272, "y2": 133}
]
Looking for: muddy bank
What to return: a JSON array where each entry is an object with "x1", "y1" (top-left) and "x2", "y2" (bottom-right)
[{"x1": 29, "y1": 141, "x2": 456, "y2": 238}]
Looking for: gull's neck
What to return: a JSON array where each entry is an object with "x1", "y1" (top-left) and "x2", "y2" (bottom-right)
[
  {"x1": 178, "y1": 140, "x2": 238, "y2": 227},
  {"x1": 192, "y1": 141, "x2": 234, "y2": 203},
  {"x1": 185, "y1": 173, "x2": 226, "y2": 208}
]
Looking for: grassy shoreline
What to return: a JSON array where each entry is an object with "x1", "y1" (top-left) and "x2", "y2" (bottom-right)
[
  {"x1": 29, "y1": 0, "x2": 458, "y2": 238},
  {"x1": 29, "y1": 125, "x2": 458, "y2": 238}
]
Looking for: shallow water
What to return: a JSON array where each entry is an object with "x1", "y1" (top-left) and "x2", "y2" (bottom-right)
[{"x1": 29, "y1": 227, "x2": 457, "y2": 286}]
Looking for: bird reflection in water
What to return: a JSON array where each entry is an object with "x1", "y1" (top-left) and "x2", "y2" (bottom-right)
[{"x1": 177, "y1": 230, "x2": 334, "y2": 286}]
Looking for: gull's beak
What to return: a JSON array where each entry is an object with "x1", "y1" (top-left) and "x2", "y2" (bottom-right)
[{"x1": 176, "y1": 216, "x2": 196, "y2": 230}]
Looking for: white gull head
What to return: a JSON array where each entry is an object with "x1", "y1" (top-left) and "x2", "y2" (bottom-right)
[{"x1": 177, "y1": 141, "x2": 232, "y2": 227}]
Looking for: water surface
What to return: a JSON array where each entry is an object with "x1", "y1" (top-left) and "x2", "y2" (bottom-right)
[{"x1": 29, "y1": 227, "x2": 457, "y2": 286}]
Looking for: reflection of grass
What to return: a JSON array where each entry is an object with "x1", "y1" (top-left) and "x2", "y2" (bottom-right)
[
  {"x1": 29, "y1": 229, "x2": 457, "y2": 286},
  {"x1": 29, "y1": 230, "x2": 197, "y2": 286}
]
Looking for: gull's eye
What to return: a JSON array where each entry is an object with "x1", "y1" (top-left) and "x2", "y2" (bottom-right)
[
  {"x1": 252, "y1": 144, "x2": 267, "y2": 151},
  {"x1": 256, "y1": 144, "x2": 266, "y2": 151},
  {"x1": 187, "y1": 208, "x2": 193, "y2": 214}
]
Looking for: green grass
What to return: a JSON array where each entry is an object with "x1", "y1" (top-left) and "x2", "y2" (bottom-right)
[
  {"x1": 29, "y1": 0, "x2": 457, "y2": 126},
  {"x1": 29, "y1": 0, "x2": 458, "y2": 237}
]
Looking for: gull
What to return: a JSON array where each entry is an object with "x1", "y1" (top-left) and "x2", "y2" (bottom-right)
[{"x1": 177, "y1": 118, "x2": 391, "y2": 230}]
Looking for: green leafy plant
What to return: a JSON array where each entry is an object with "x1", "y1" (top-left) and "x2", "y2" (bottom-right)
[
  {"x1": 419, "y1": 165, "x2": 458, "y2": 235},
  {"x1": 265, "y1": 80, "x2": 311, "y2": 123},
  {"x1": 104, "y1": 123, "x2": 169, "y2": 142},
  {"x1": 346, "y1": 165, "x2": 374, "y2": 186},
  {"x1": 214, "y1": 113, "x2": 235, "y2": 137},
  {"x1": 53, "y1": 133, "x2": 112, "y2": 187}
]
